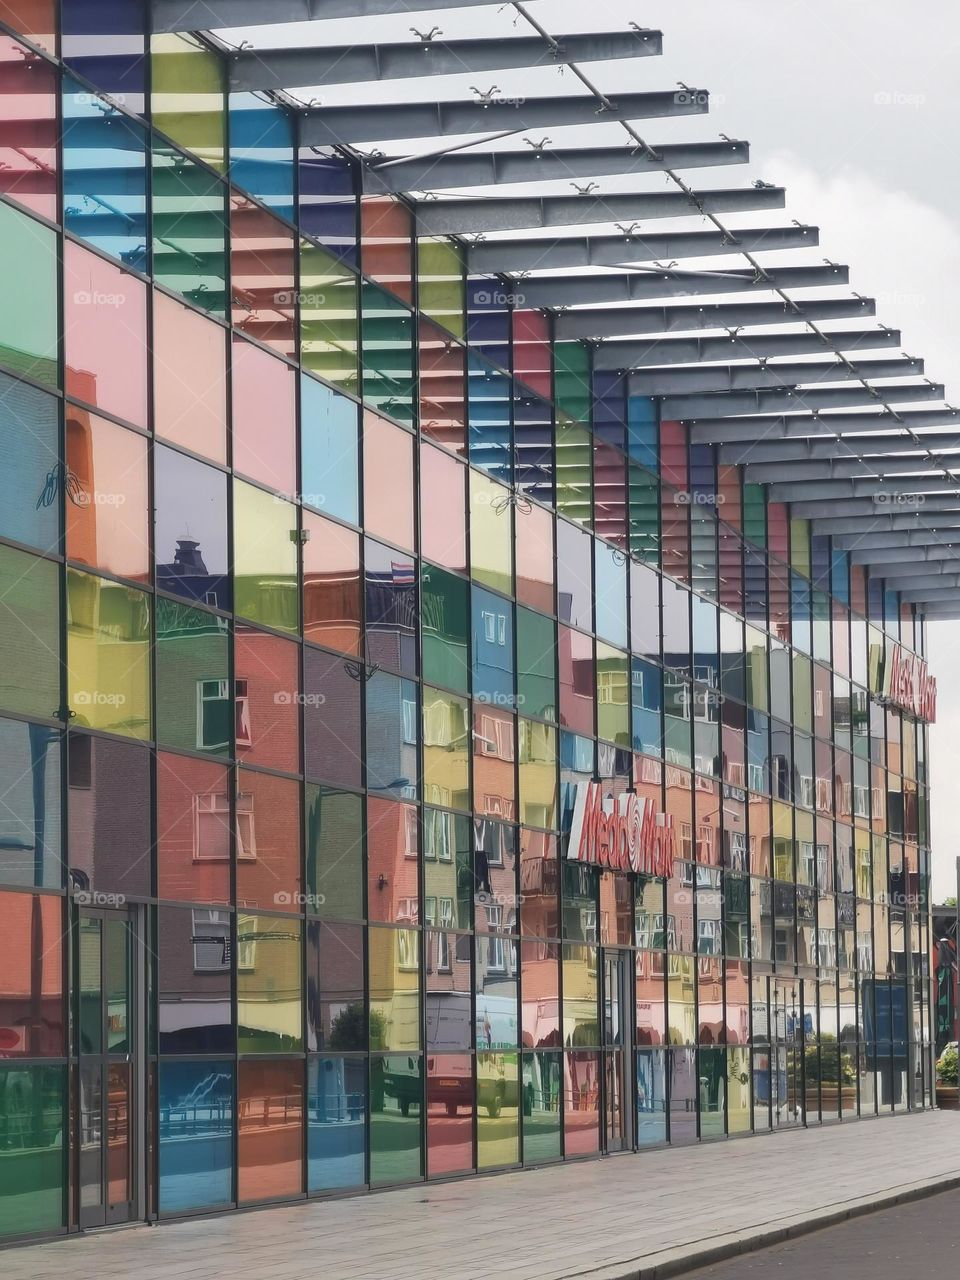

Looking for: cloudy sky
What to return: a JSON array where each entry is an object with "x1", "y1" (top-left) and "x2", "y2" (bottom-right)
[{"x1": 231, "y1": 0, "x2": 960, "y2": 894}]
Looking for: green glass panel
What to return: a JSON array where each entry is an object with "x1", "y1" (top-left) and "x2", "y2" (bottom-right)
[
  {"x1": 417, "y1": 238, "x2": 465, "y2": 340},
  {"x1": 151, "y1": 33, "x2": 226, "y2": 171},
  {"x1": 790, "y1": 517, "x2": 811, "y2": 577},
  {"x1": 155, "y1": 597, "x2": 229, "y2": 754},
  {"x1": 477, "y1": 1051, "x2": 519, "y2": 1167},
  {"x1": 361, "y1": 281, "x2": 415, "y2": 426},
  {"x1": 233, "y1": 480, "x2": 299, "y2": 634},
  {"x1": 743, "y1": 484, "x2": 766, "y2": 548},
  {"x1": 237, "y1": 914, "x2": 303, "y2": 1053},
  {"x1": 596, "y1": 642, "x2": 630, "y2": 747},
  {"x1": 152, "y1": 139, "x2": 227, "y2": 315},
  {"x1": 555, "y1": 417, "x2": 592, "y2": 527},
  {"x1": 67, "y1": 568, "x2": 152, "y2": 739},
  {"x1": 0, "y1": 544, "x2": 60, "y2": 720},
  {"x1": 306, "y1": 785, "x2": 363, "y2": 920},
  {"x1": 0, "y1": 1065, "x2": 65, "y2": 1238},
  {"x1": 628, "y1": 464, "x2": 660, "y2": 565},
  {"x1": 699, "y1": 1045, "x2": 726, "y2": 1138},
  {"x1": 0, "y1": 201, "x2": 58, "y2": 387},
  {"x1": 554, "y1": 342, "x2": 591, "y2": 424},
  {"x1": 516, "y1": 606, "x2": 556, "y2": 722},
  {"x1": 421, "y1": 565, "x2": 468, "y2": 693},
  {"x1": 469, "y1": 472, "x2": 513, "y2": 597},
  {"x1": 370, "y1": 1054, "x2": 422, "y2": 1184},
  {"x1": 521, "y1": 1052, "x2": 561, "y2": 1162},
  {"x1": 300, "y1": 240, "x2": 359, "y2": 393},
  {"x1": 78, "y1": 915, "x2": 102, "y2": 1053},
  {"x1": 105, "y1": 916, "x2": 131, "y2": 1052}
]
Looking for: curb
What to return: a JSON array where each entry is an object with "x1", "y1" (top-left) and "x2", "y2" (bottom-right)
[{"x1": 578, "y1": 1171, "x2": 960, "y2": 1280}]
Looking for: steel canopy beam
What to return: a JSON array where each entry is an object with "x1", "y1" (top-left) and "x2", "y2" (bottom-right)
[
  {"x1": 766, "y1": 477, "x2": 960, "y2": 503},
  {"x1": 834, "y1": 527, "x2": 960, "y2": 548},
  {"x1": 632, "y1": 357, "x2": 922, "y2": 398},
  {"x1": 593, "y1": 328, "x2": 901, "y2": 372},
  {"x1": 670, "y1": 381, "x2": 941, "y2": 422},
  {"x1": 300, "y1": 87, "x2": 711, "y2": 146},
  {"x1": 467, "y1": 225, "x2": 819, "y2": 273},
  {"x1": 718, "y1": 425, "x2": 960, "y2": 467},
  {"x1": 747, "y1": 449, "x2": 958, "y2": 485},
  {"x1": 689, "y1": 408, "x2": 960, "y2": 445},
  {"x1": 556, "y1": 296, "x2": 876, "y2": 341},
  {"x1": 362, "y1": 139, "x2": 747, "y2": 194},
  {"x1": 849, "y1": 544, "x2": 960, "y2": 565},
  {"x1": 797, "y1": 495, "x2": 960, "y2": 520},
  {"x1": 500, "y1": 264, "x2": 848, "y2": 311},
  {"x1": 416, "y1": 186, "x2": 785, "y2": 235},
  {"x1": 813, "y1": 514, "x2": 960, "y2": 536},
  {"x1": 229, "y1": 30, "x2": 663, "y2": 93},
  {"x1": 153, "y1": 0, "x2": 502, "y2": 29}
]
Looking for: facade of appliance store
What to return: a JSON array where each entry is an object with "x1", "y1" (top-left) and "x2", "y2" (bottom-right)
[{"x1": 0, "y1": 4, "x2": 936, "y2": 1249}]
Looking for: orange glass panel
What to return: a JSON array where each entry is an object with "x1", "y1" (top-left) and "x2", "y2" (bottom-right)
[
  {"x1": 238, "y1": 1060, "x2": 304, "y2": 1203},
  {"x1": 65, "y1": 408, "x2": 149, "y2": 583},
  {"x1": 0, "y1": 891, "x2": 63, "y2": 1056},
  {"x1": 64, "y1": 242, "x2": 147, "y2": 427},
  {"x1": 153, "y1": 290, "x2": 228, "y2": 464},
  {"x1": 156, "y1": 752, "x2": 232, "y2": 905},
  {"x1": 419, "y1": 318, "x2": 466, "y2": 455},
  {"x1": 231, "y1": 196, "x2": 296, "y2": 356},
  {"x1": 472, "y1": 704, "x2": 516, "y2": 819},
  {"x1": 302, "y1": 510, "x2": 361, "y2": 655},
  {"x1": 367, "y1": 796, "x2": 419, "y2": 925},
  {"x1": 231, "y1": 337, "x2": 297, "y2": 495}
]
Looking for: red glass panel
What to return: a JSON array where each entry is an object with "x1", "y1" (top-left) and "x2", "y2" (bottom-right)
[
  {"x1": 367, "y1": 796, "x2": 419, "y2": 925},
  {"x1": 0, "y1": 891, "x2": 63, "y2": 1055},
  {"x1": 419, "y1": 318, "x2": 466, "y2": 455},
  {"x1": 427, "y1": 1054, "x2": 474, "y2": 1176},
  {"x1": 0, "y1": 0, "x2": 55, "y2": 52},
  {"x1": 235, "y1": 771, "x2": 301, "y2": 911},
  {"x1": 513, "y1": 310, "x2": 551, "y2": 399},
  {"x1": 156, "y1": 752, "x2": 231, "y2": 904},
  {"x1": 593, "y1": 440, "x2": 626, "y2": 547},
  {"x1": 231, "y1": 195, "x2": 296, "y2": 356},
  {"x1": 235, "y1": 626, "x2": 300, "y2": 774},
  {"x1": 563, "y1": 1051, "x2": 600, "y2": 1156},
  {"x1": 558, "y1": 625, "x2": 594, "y2": 736},
  {"x1": 520, "y1": 938, "x2": 558, "y2": 1048},
  {"x1": 361, "y1": 197, "x2": 414, "y2": 304},
  {"x1": 472, "y1": 704, "x2": 515, "y2": 820},
  {"x1": 238, "y1": 1060, "x2": 304, "y2": 1203}
]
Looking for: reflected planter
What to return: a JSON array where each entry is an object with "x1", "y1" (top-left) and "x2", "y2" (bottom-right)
[
  {"x1": 936, "y1": 1085, "x2": 959, "y2": 1110},
  {"x1": 806, "y1": 1085, "x2": 857, "y2": 1114}
]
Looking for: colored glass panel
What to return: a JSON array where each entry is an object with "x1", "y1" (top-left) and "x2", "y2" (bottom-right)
[
  {"x1": 151, "y1": 32, "x2": 225, "y2": 171},
  {"x1": 155, "y1": 598, "x2": 229, "y2": 755},
  {"x1": 237, "y1": 1059, "x2": 304, "y2": 1202},
  {"x1": 0, "y1": 372, "x2": 59, "y2": 553},
  {"x1": 0, "y1": 543, "x2": 60, "y2": 720},
  {"x1": 237, "y1": 915, "x2": 303, "y2": 1053},
  {"x1": 67, "y1": 568, "x2": 151, "y2": 738},
  {"x1": 232, "y1": 480, "x2": 298, "y2": 634},
  {"x1": 299, "y1": 240, "x2": 359, "y2": 392},
  {"x1": 0, "y1": 199, "x2": 58, "y2": 386},
  {"x1": 0, "y1": 35, "x2": 57, "y2": 219},
  {"x1": 65, "y1": 409, "x2": 149, "y2": 582},
  {"x1": 152, "y1": 138, "x2": 227, "y2": 315},
  {"x1": 159, "y1": 1061, "x2": 233, "y2": 1213}
]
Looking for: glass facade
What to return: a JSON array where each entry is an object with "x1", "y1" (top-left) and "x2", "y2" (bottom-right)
[{"x1": 0, "y1": 8, "x2": 935, "y2": 1243}]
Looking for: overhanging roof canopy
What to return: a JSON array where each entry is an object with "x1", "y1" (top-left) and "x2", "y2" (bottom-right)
[{"x1": 155, "y1": 0, "x2": 959, "y2": 614}]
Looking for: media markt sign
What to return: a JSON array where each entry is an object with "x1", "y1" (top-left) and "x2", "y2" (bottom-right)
[
  {"x1": 566, "y1": 781, "x2": 676, "y2": 878},
  {"x1": 885, "y1": 645, "x2": 937, "y2": 722}
]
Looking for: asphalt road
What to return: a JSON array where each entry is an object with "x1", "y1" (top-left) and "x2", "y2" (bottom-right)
[{"x1": 686, "y1": 1187, "x2": 960, "y2": 1278}]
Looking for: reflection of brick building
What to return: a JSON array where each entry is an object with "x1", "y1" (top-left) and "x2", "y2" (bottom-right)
[{"x1": 0, "y1": 894, "x2": 62, "y2": 1057}]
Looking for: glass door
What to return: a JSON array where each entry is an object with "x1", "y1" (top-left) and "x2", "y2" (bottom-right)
[
  {"x1": 77, "y1": 907, "x2": 139, "y2": 1227},
  {"x1": 771, "y1": 978, "x2": 804, "y2": 1128},
  {"x1": 601, "y1": 950, "x2": 634, "y2": 1152}
]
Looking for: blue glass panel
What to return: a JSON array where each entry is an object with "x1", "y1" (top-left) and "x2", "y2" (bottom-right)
[
  {"x1": 308, "y1": 1056, "x2": 366, "y2": 1191},
  {"x1": 154, "y1": 444, "x2": 231, "y2": 611},
  {"x1": 631, "y1": 659, "x2": 662, "y2": 757},
  {"x1": 0, "y1": 716, "x2": 62, "y2": 889},
  {"x1": 63, "y1": 77, "x2": 148, "y2": 269},
  {"x1": 466, "y1": 277, "x2": 510, "y2": 366},
  {"x1": 513, "y1": 390, "x2": 554, "y2": 505},
  {"x1": 594, "y1": 541, "x2": 627, "y2": 648},
  {"x1": 472, "y1": 586, "x2": 515, "y2": 707},
  {"x1": 811, "y1": 533, "x2": 831, "y2": 591},
  {"x1": 627, "y1": 395, "x2": 658, "y2": 469},
  {"x1": 229, "y1": 92, "x2": 295, "y2": 220},
  {"x1": 468, "y1": 354, "x2": 512, "y2": 483},
  {"x1": 593, "y1": 371, "x2": 626, "y2": 449},
  {"x1": 159, "y1": 1060, "x2": 234, "y2": 1214},
  {"x1": 300, "y1": 375, "x2": 359, "y2": 525},
  {"x1": 689, "y1": 444, "x2": 715, "y2": 503},
  {"x1": 62, "y1": 0, "x2": 147, "y2": 114},
  {"x1": 831, "y1": 551, "x2": 850, "y2": 604},
  {"x1": 0, "y1": 372, "x2": 59, "y2": 553},
  {"x1": 636, "y1": 1048, "x2": 667, "y2": 1145},
  {"x1": 366, "y1": 672, "x2": 419, "y2": 800},
  {"x1": 299, "y1": 148, "x2": 358, "y2": 265},
  {"x1": 365, "y1": 538, "x2": 418, "y2": 677}
]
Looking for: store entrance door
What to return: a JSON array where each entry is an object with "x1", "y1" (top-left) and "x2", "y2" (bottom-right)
[
  {"x1": 76, "y1": 906, "x2": 144, "y2": 1228},
  {"x1": 771, "y1": 979, "x2": 804, "y2": 1128},
  {"x1": 601, "y1": 949, "x2": 634, "y2": 1152}
]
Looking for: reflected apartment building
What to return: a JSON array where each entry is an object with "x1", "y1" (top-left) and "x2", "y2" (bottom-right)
[{"x1": 0, "y1": 2, "x2": 939, "y2": 1247}]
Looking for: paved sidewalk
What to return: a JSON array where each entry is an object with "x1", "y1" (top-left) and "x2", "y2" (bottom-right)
[{"x1": 7, "y1": 1112, "x2": 960, "y2": 1280}]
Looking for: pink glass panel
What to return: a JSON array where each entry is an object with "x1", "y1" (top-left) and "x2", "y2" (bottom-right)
[
  {"x1": 154, "y1": 290, "x2": 228, "y2": 464},
  {"x1": 231, "y1": 336, "x2": 297, "y2": 495},
  {"x1": 427, "y1": 1054, "x2": 474, "y2": 1176},
  {"x1": 65, "y1": 408, "x2": 149, "y2": 582},
  {"x1": 515, "y1": 499, "x2": 555, "y2": 614},
  {"x1": 65, "y1": 242, "x2": 147, "y2": 427},
  {"x1": 0, "y1": 35, "x2": 57, "y2": 217},
  {"x1": 420, "y1": 442, "x2": 466, "y2": 573},
  {"x1": 302, "y1": 510, "x2": 361, "y2": 655},
  {"x1": 363, "y1": 411, "x2": 414, "y2": 551},
  {"x1": 235, "y1": 626, "x2": 300, "y2": 774},
  {"x1": 564, "y1": 1052, "x2": 600, "y2": 1156},
  {"x1": 231, "y1": 196, "x2": 296, "y2": 356}
]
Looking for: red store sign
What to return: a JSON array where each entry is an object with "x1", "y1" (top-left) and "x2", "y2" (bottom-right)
[
  {"x1": 886, "y1": 645, "x2": 937, "y2": 723},
  {"x1": 567, "y1": 782, "x2": 676, "y2": 879}
]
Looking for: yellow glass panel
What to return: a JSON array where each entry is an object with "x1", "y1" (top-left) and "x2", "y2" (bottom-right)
[
  {"x1": 417, "y1": 237, "x2": 465, "y2": 340},
  {"x1": 299, "y1": 239, "x2": 359, "y2": 393},
  {"x1": 562, "y1": 944, "x2": 598, "y2": 1047},
  {"x1": 596, "y1": 641, "x2": 630, "y2": 747},
  {"x1": 236, "y1": 914, "x2": 303, "y2": 1053},
  {"x1": 477, "y1": 1051, "x2": 519, "y2": 1167},
  {"x1": 789, "y1": 517, "x2": 811, "y2": 577},
  {"x1": 67, "y1": 568, "x2": 151, "y2": 739},
  {"x1": 368, "y1": 927, "x2": 421, "y2": 1051},
  {"x1": 469, "y1": 470, "x2": 513, "y2": 596},
  {"x1": 151, "y1": 33, "x2": 226, "y2": 171},
  {"x1": 518, "y1": 718, "x2": 557, "y2": 829},
  {"x1": 422, "y1": 687, "x2": 470, "y2": 812},
  {"x1": 232, "y1": 479, "x2": 299, "y2": 634}
]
